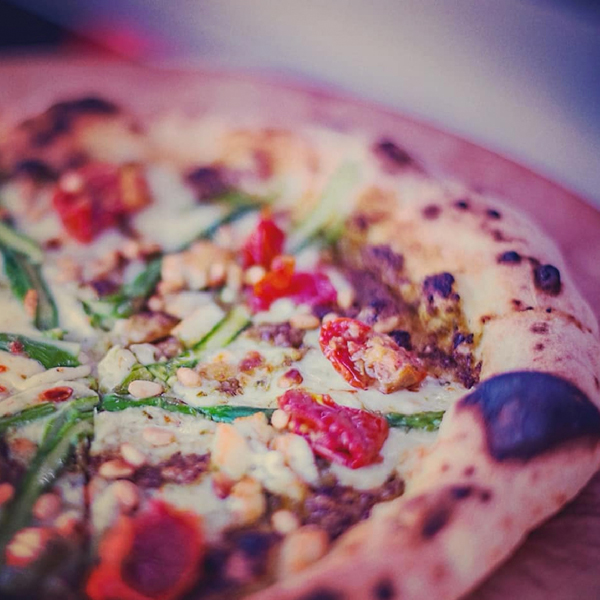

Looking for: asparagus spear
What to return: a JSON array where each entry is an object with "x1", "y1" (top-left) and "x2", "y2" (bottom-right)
[
  {"x1": 0, "y1": 333, "x2": 79, "y2": 368},
  {"x1": 0, "y1": 396, "x2": 97, "y2": 563},
  {"x1": 385, "y1": 410, "x2": 445, "y2": 432},
  {"x1": 2, "y1": 247, "x2": 59, "y2": 330},
  {"x1": 0, "y1": 221, "x2": 43, "y2": 263},
  {"x1": 101, "y1": 393, "x2": 275, "y2": 424},
  {"x1": 0, "y1": 403, "x2": 58, "y2": 435},
  {"x1": 83, "y1": 257, "x2": 162, "y2": 330},
  {"x1": 287, "y1": 162, "x2": 360, "y2": 254}
]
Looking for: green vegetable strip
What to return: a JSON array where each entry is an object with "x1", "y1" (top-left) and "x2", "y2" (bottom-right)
[
  {"x1": 84, "y1": 257, "x2": 163, "y2": 329},
  {"x1": 0, "y1": 398, "x2": 96, "y2": 563},
  {"x1": 0, "y1": 333, "x2": 79, "y2": 368},
  {"x1": 196, "y1": 203, "x2": 258, "y2": 243},
  {"x1": 0, "y1": 221, "x2": 44, "y2": 263},
  {"x1": 101, "y1": 393, "x2": 275, "y2": 424},
  {"x1": 102, "y1": 394, "x2": 444, "y2": 431},
  {"x1": 287, "y1": 161, "x2": 360, "y2": 254},
  {"x1": 0, "y1": 403, "x2": 58, "y2": 435},
  {"x1": 2, "y1": 247, "x2": 59, "y2": 330},
  {"x1": 385, "y1": 410, "x2": 446, "y2": 432},
  {"x1": 133, "y1": 306, "x2": 252, "y2": 383}
]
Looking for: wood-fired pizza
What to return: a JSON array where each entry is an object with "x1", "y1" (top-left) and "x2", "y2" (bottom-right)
[{"x1": 0, "y1": 90, "x2": 597, "y2": 600}]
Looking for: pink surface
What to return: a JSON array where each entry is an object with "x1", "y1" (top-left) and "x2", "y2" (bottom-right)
[{"x1": 0, "y1": 55, "x2": 598, "y2": 599}]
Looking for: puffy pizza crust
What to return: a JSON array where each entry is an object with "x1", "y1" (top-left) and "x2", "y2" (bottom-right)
[{"x1": 248, "y1": 190, "x2": 600, "y2": 600}]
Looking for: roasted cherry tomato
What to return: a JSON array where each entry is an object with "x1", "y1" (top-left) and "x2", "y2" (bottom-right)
[
  {"x1": 86, "y1": 500, "x2": 204, "y2": 600},
  {"x1": 248, "y1": 255, "x2": 336, "y2": 312},
  {"x1": 52, "y1": 163, "x2": 149, "y2": 243},
  {"x1": 278, "y1": 389, "x2": 389, "y2": 469},
  {"x1": 241, "y1": 216, "x2": 285, "y2": 269},
  {"x1": 320, "y1": 317, "x2": 426, "y2": 393}
]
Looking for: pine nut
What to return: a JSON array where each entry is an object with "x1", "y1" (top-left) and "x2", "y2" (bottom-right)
[
  {"x1": 176, "y1": 367, "x2": 202, "y2": 387},
  {"x1": 271, "y1": 509, "x2": 300, "y2": 535},
  {"x1": 120, "y1": 442, "x2": 147, "y2": 467},
  {"x1": 373, "y1": 315, "x2": 400, "y2": 334},
  {"x1": 6, "y1": 528, "x2": 49, "y2": 566},
  {"x1": 111, "y1": 480, "x2": 139, "y2": 512},
  {"x1": 243, "y1": 265, "x2": 266, "y2": 285},
  {"x1": 289, "y1": 314, "x2": 320, "y2": 330},
  {"x1": 270, "y1": 409, "x2": 290, "y2": 430},
  {"x1": 99, "y1": 459, "x2": 135, "y2": 479},
  {"x1": 128, "y1": 380, "x2": 164, "y2": 398},
  {"x1": 142, "y1": 426, "x2": 174, "y2": 446}
]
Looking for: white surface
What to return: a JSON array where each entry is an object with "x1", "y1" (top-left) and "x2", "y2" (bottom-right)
[{"x1": 11, "y1": 0, "x2": 600, "y2": 205}]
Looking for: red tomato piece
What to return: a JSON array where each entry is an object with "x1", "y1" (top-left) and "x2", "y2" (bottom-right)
[
  {"x1": 320, "y1": 317, "x2": 427, "y2": 393},
  {"x1": 241, "y1": 216, "x2": 285, "y2": 268},
  {"x1": 52, "y1": 163, "x2": 149, "y2": 243},
  {"x1": 86, "y1": 500, "x2": 204, "y2": 600},
  {"x1": 278, "y1": 389, "x2": 389, "y2": 469},
  {"x1": 248, "y1": 255, "x2": 337, "y2": 312},
  {"x1": 38, "y1": 386, "x2": 73, "y2": 403}
]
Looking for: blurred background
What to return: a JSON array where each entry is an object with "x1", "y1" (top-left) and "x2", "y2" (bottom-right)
[{"x1": 0, "y1": 0, "x2": 599, "y2": 206}]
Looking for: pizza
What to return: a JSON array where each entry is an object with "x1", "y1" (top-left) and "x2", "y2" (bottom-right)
[{"x1": 0, "y1": 92, "x2": 597, "y2": 600}]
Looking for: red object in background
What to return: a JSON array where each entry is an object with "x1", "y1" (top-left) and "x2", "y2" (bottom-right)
[
  {"x1": 53, "y1": 163, "x2": 149, "y2": 243},
  {"x1": 248, "y1": 255, "x2": 336, "y2": 311},
  {"x1": 278, "y1": 389, "x2": 389, "y2": 469},
  {"x1": 241, "y1": 216, "x2": 285, "y2": 269}
]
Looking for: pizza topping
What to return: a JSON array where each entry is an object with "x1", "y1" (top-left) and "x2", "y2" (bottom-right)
[
  {"x1": 320, "y1": 317, "x2": 426, "y2": 393},
  {"x1": 534, "y1": 264, "x2": 562, "y2": 295},
  {"x1": 52, "y1": 162, "x2": 150, "y2": 243},
  {"x1": 86, "y1": 500, "x2": 204, "y2": 600},
  {"x1": 38, "y1": 386, "x2": 73, "y2": 403},
  {"x1": 497, "y1": 250, "x2": 522, "y2": 264},
  {"x1": 303, "y1": 474, "x2": 404, "y2": 539},
  {"x1": 277, "y1": 389, "x2": 389, "y2": 469},
  {"x1": 248, "y1": 256, "x2": 336, "y2": 312},
  {"x1": 247, "y1": 321, "x2": 305, "y2": 348},
  {"x1": 241, "y1": 215, "x2": 285, "y2": 269}
]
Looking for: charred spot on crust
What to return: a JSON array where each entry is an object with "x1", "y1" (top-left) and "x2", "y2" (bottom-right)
[
  {"x1": 486, "y1": 208, "x2": 502, "y2": 219},
  {"x1": 450, "y1": 485, "x2": 473, "y2": 500},
  {"x1": 373, "y1": 138, "x2": 413, "y2": 168},
  {"x1": 491, "y1": 229, "x2": 508, "y2": 242},
  {"x1": 458, "y1": 372, "x2": 600, "y2": 461},
  {"x1": 423, "y1": 272, "x2": 455, "y2": 301},
  {"x1": 50, "y1": 96, "x2": 119, "y2": 116},
  {"x1": 421, "y1": 505, "x2": 451, "y2": 538},
  {"x1": 534, "y1": 264, "x2": 562, "y2": 296},
  {"x1": 497, "y1": 251, "x2": 522, "y2": 264},
  {"x1": 530, "y1": 322, "x2": 549, "y2": 334},
  {"x1": 373, "y1": 578, "x2": 396, "y2": 599},
  {"x1": 422, "y1": 204, "x2": 441, "y2": 219},
  {"x1": 454, "y1": 200, "x2": 470, "y2": 210},
  {"x1": 300, "y1": 590, "x2": 345, "y2": 600},
  {"x1": 186, "y1": 165, "x2": 231, "y2": 201},
  {"x1": 13, "y1": 158, "x2": 58, "y2": 182}
]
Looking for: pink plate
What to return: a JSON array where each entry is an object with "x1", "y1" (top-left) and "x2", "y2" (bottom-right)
[{"x1": 0, "y1": 55, "x2": 598, "y2": 599}]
